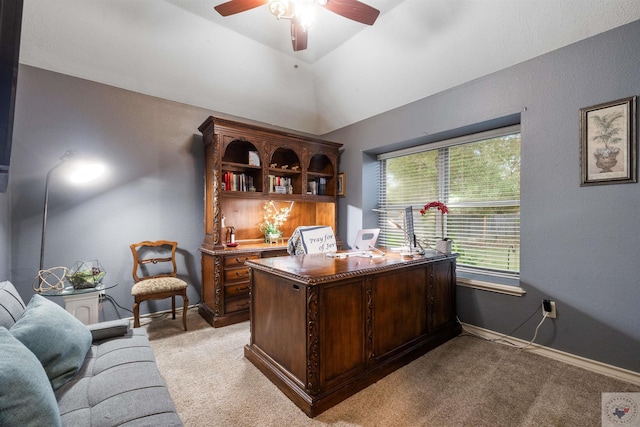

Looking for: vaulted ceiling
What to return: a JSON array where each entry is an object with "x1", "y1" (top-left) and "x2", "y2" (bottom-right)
[{"x1": 19, "y1": 0, "x2": 640, "y2": 135}]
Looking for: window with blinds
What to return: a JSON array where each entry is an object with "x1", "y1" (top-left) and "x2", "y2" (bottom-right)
[{"x1": 377, "y1": 125, "x2": 521, "y2": 277}]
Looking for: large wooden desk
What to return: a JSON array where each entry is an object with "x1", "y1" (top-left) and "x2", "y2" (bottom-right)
[{"x1": 244, "y1": 251, "x2": 460, "y2": 417}]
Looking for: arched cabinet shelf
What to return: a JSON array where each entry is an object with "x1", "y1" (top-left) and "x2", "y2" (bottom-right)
[
  {"x1": 307, "y1": 153, "x2": 335, "y2": 197},
  {"x1": 268, "y1": 146, "x2": 302, "y2": 195},
  {"x1": 221, "y1": 139, "x2": 263, "y2": 193}
]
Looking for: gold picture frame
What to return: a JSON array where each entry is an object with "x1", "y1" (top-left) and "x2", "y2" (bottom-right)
[
  {"x1": 580, "y1": 96, "x2": 637, "y2": 186},
  {"x1": 337, "y1": 172, "x2": 345, "y2": 197}
]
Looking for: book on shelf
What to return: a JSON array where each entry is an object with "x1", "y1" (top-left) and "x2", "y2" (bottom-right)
[
  {"x1": 224, "y1": 171, "x2": 254, "y2": 192},
  {"x1": 307, "y1": 178, "x2": 327, "y2": 195},
  {"x1": 268, "y1": 175, "x2": 292, "y2": 194},
  {"x1": 318, "y1": 177, "x2": 326, "y2": 196}
]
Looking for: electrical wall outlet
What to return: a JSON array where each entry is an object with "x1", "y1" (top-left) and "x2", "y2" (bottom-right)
[
  {"x1": 542, "y1": 299, "x2": 557, "y2": 319},
  {"x1": 98, "y1": 290, "x2": 106, "y2": 300}
]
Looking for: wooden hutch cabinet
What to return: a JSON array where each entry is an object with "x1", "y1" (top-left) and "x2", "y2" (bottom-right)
[{"x1": 198, "y1": 116, "x2": 343, "y2": 327}]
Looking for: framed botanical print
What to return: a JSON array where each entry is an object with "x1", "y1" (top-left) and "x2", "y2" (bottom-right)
[{"x1": 580, "y1": 96, "x2": 637, "y2": 186}]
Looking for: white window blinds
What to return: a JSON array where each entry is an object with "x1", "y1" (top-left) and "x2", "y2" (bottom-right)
[{"x1": 377, "y1": 125, "x2": 521, "y2": 276}]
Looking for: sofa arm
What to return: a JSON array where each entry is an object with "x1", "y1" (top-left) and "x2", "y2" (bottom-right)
[
  {"x1": 87, "y1": 318, "x2": 131, "y2": 342},
  {"x1": 0, "y1": 281, "x2": 26, "y2": 329}
]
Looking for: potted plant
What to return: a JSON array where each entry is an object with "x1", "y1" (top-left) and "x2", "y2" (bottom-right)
[{"x1": 420, "y1": 201, "x2": 451, "y2": 254}]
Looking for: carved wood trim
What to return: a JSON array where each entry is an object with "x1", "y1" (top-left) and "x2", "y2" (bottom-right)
[
  {"x1": 365, "y1": 277, "x2": 374, "y2": 364},
  {"x1": 247, "y1": 255, "x2": 457, "y2": 285},
  {"x1": 212, "y1": 134, "x2": 223, "y2": 248},
  {"x1": 428, "y1": 266, "x2": 435, "y2": 330},
  {"x1": 204, "y1": 116, "x2": 342, "y2": 148},
  {"x1": 201, "y1": 245, "x2": 288, "y2": 256},
  {"x1": 306, "y1": 286, "x2": 320, "y2": 395},
  {"x1": 213, "y1": 255, "x2": 223, "y2": 316}
]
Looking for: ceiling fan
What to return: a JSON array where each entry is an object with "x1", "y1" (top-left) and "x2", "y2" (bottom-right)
[{"x1": 214, "y1": 0, "x2": 380, "y2": 51}]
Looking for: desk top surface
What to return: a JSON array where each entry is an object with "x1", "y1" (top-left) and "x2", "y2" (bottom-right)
[
  {"x1": 200, "y1": 241, "x2": 289, "y2": 256},
  {"x1": 246, "y1": 251, "x2": 456, "y2": 285}
]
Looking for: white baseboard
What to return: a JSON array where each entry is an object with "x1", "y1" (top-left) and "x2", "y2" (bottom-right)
[
  {"x1": 116, "y1": 304, "x2": 198, "y2": 323},
  {"x1": 461, "y1": 322, "x2": 640, "y2": 387}
]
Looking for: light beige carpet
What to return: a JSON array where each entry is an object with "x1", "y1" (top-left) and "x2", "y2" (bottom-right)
[{"x1": 143, "y1": 308, "x2": 639, "y2": 426}]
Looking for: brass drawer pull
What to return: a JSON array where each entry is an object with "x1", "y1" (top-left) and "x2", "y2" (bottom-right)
[
  {"x1": 235, "y1": 270, "x2": 250, "y2": 277},
  {"x1": 238, "y1": 301, "x2": 250, "y2": 307},
  {"x1": 236, "y1": 286, "x2": 249, "y2": 292},
  {"x1": 235, "y1": 257, "x2": 250, "y2": 264}
]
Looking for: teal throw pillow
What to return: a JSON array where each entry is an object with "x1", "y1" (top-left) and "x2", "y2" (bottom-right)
[
  {"x1": 10, "y1": 294, "x2": 92, "y2": 390},
  {"x1": 0, "y1": 327, "x2": 62, "y2": 426}
]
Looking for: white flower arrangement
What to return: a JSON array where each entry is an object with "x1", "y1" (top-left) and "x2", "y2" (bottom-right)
[{"x1": 259, "y1": 200, "x2": 294, "y2": 235}]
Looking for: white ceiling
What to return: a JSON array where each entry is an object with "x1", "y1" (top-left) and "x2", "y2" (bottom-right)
[
  {"x1": 19, "y1": 0, "x2": 640, "y2": 135},
  {"x1": 167, "y1": 0, "x2": 406, "y2": 64}
]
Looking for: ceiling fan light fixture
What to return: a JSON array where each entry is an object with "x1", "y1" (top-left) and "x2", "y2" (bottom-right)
[
  {"x1": 214, "y1": 0, "x2": 380, "y2": 51},
  {"x1": 295, "y1": 1, "x2": 316, "y2": 30},
  {"x1": 268, "y1": 0, "x2": 289, "y2": 19}
]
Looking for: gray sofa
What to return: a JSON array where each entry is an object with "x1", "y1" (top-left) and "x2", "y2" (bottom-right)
[{"x1": 0, "y1": 280, "x2": 182, "y2": 426}]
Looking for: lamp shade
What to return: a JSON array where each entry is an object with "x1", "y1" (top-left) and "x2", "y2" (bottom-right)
[{"x1": 68, "y1": 162, "x2": 105, "y2": 183}]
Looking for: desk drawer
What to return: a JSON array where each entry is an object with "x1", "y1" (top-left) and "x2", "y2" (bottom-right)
[
  {"x1": 225, "y1": 282, "x2": 250, "y2": 298},
  {"x1": 224, "y1": 267, "x2": 251, "y2": 282},
  {"x1": 226, "y1": 296, "x2": 250, "y2": 313},
  {"x1": 224, "y1": 253, "x2": 259, "y2": 267}
]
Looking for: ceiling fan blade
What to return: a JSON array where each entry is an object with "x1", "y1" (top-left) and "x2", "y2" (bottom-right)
[
  {"x1": 214, "y1": 0, "x2": 268, "y2": 17},
  {"x1": 321, "y1": 0, "x2": 380, "y2": 25},
  {"x1": 291, "y1": 20, "x2": 308, "y2": 51}
]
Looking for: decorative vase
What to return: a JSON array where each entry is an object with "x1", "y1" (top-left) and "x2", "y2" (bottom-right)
[
  {"x1": 435, "y1": 239, "x2": 452, "y2": 254},
  {"x1": 594, "y1": 151, "x2": 618, "y2": 173},
  {"x1": 265, "y1": 232, "x2": 282, "y2": 244}
]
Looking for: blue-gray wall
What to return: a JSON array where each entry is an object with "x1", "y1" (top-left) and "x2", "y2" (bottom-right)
[
  {"x1": 325, "y1": 20, "x2": 640, "y2": 372},
  {"x1": 7, "y1": 67, "x2": 208, "y2": 320},
  {"x1": 2, "y1": 20, "x2": 638, "y2": 373}
]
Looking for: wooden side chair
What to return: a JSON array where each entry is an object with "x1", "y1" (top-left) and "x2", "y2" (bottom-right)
[{"x1": 130, "y1": 240, "x2": 188, "y2": 330}]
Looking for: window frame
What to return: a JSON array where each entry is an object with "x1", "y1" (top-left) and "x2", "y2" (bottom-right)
[{"x1": 376, "y1": 124, "x2": 521, "y2": 280}]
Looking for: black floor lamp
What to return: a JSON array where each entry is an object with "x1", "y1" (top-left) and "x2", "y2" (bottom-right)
[{"x1": 38, "y1": 150, "x2": 106, "y2": 284}]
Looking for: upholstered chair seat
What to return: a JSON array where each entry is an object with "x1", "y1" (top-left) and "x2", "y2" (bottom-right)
[{"x1": 131, "y1": 277, "x2": 187, "y2": 297}]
